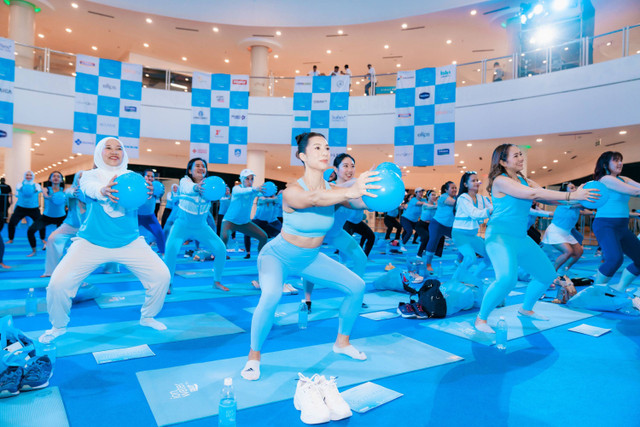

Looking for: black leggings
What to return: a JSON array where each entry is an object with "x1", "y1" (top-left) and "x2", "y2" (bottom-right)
[
  {"x1": 344, "y1": 220, "x2": 375, "y2": 257},
  {"x1": 160, "y1": 207, "x2": 173, "y2": 228},
  {"x1": 8, "y1": 206, "x2": 41, "y2": 247},
  {"x1": 244, "y1": 219, "x2": 282, "y2": 252},
  {"x1": 28, "y1": 215, "x2": 66, "y2": 248},
  {"x1": 384, "y1": 214, "x2": 401, "y2": 240},
  {"x1": 417, "y1": 220, "x2": 445, "y2": 257}
]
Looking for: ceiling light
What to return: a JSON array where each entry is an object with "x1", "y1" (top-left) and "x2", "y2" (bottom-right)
[
  {"x1": 30, "y1": 148, "x2": 34, "y2": 152},
  {"x1": 396, "y1": 64, "x2": 401, "y2": 68},
  {"x1": 564, "y1": 47, "x2": 569, "y2": 51},
  {"x1": 406, "y1": 170, "x2": 410, "y2": 173},
  {"x1": 619, "y1": 130, "x2": 627, "y2": 135},
  {"x1": 470, "y1": 9, "x2": 477, "y2": 15},
  {"x1": 553, "y1": 160, "x2": 558, "y2": 163},
  {"x1": 185, "y1": 78, "x2": 189, "y2": 81},
  {"x1": 57, "y1": 162, "x2": 62, "y2": 165},
  {"x1": 38, "y1": 34, "x2": 44, "y2": 39},
  {"x1": 65, "y1": 28, "x2": 72, "y2": 33},
  {"x1": 476, "y1": 68, "x2": 481, "y2": 72},
  {"x1": 454, "y1": 153, "x2": 459, "y2": 157},
  {"x1": 536, "y1": 138, "x2": 543, "y2": 142},
  {"x1": 274, "y1": 54, "x2": 279, "y2": 58},
  {"x1": 337, "y1": 30, "x2": 343, "y2": 35},
  {"x1": 69, "y1": 156, "x2": 74, "y2": 159},
  {"x1": 466, "y1": 143, "x2": 472, "y2": 147},
  {"x1": 277, "y1": 166, "x2": 282, "y2": 169},
  {"x1": 40, "y1": 137, "x2": 46, "y2": 141},
  {"x1": 637, "y1": 50, "x2": 640, "y2": 54},
  {"x1": 170, "y1": 82, "x2": 187, "y2": 90},
  {"x1": 401, "y1": 23, "x2": 408, "y2": 29},
  {"x1": 91, "y1": 46, "x2": 98, "y2": 51},
  {"x1": 606, "y1": 41, "x2": 611, "y2": 46},
  {"x1": 143, "y1": 43, "x2": 149, "y2": 48},
  {"x1": 34, "y1": 143, "x2": 40, "y2": 146},
  {"x1": 77, "y1": 153, "x2": 82, "y2": 156},
  {"x1": 459, "y1": 160, "x2": 464, "y2": 164},
  {"x1": 71, "y1": 2, "x2": 78, "y2": 8},
  {"x1": 356, "y1": 81, "x2": 360, "y2": 85},
  {"x1": 347, "y1": 147, "x2": 353, "y2": 151},
  {"x1": 462, "y1": 166, "x2": 467, "y2": 169},
  {"x1": 63, "y1": 159, "x2": 68, "y2": 162},
  {"x1": 402, "y1": 166, "x2": 407, "y2": 169},
  {"x1": 388, "y1": 154, "x2": 393, "y2": 158},
  {"x1": 531, "y1": 170, "x2": 536, "y2": 174},
  {"x1": 295, "y1": 70, "x2": 300, "y2": 74},
  {"x1": 452, "y1": 61, "x2": 457, "y2": 65},
  {"x1": 68, "y1": 62, "x2": 73, "y2": 66},
  {"x1": 326, "y1": 50, "x2": 331, "y2": 54},
  {"x1": 174, "y1": 141, "x2": 181, "y2": 145},
  {"x1": 224, "y1": 59, "x2": 230, "y2": 63},
  {"x1": 147, "y1": 148, "x2": 152, "y2": 152},
  {"x1": 146, "y1": 18, "x2": 153, "y2": 24},
  {"x1": 71, "y1": 72, "x2": 76, "y2": 76},
  {"x1": 145, "y1": 73, "x2": 149, "y2": 77},
  {"x1": 47, "y1": 130, "x2": 54, "y2": 134},
  {"x1": 143, "y1": 85, "x2": 147, "y2": 88},
  {"x1": 542, "y1": 166, "x2": 548, "y2": 169},
  {"x1": 446, "y1": 39, "x2": 452, "y2": 44},
  {"x1": 182, "y1": 57, "x2": 187, "y2": 61},
  {"x1": 276, "y1": 31, "x2": 282, "y2": 36},
  {"x1": 213, "y1": 27, "x2": 219, "y2": 32},
  {"x1": 462, "y1": 80, "x2": 466, "y2": 84},
  {"x1": 384, "y1": 44, "x2": 389, "y2": 49},
  {"x1": 508, "y1": 58, "x2": 512, "y2": 62}
]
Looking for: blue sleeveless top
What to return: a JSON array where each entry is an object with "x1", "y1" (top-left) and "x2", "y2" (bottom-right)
[
  {"x1": 433, "y1": 194, "x2": 455, "y2": 227},
  {"x1": 552, "y1": 205, "x2": 580, "y2": 230},
  {"x1": 596, "y1": 176, "x2": 630, "y2": 219},
  {"x1": 281, "y1": 178, "x2": 334, "y2": 238},
  {"x1": 401, "y1": 197, "x2": 421, "y2": 222},
  {"x1": 487, "y1": 175, "x2": 531, "y2": 236}
]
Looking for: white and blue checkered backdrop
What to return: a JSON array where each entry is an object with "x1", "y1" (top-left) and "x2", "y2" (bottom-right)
[
  {"x1": 190, "y1": 72, "x2": 249, "y2": 165},
  {"x1": 0, "y1": 38, "x2": 15, "y2": 148},
  {"x1": 72, "y1": 55, "x2": 142, "y2": 158},
  {"x1": 393, "y1": 65, "x2": 456, "y2": 167},
  {"x1": 291, "y1": 75, "x2": 350, "y2": 165}
]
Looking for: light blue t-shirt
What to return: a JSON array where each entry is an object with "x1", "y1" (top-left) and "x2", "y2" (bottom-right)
[
  {"x1": 77, "y1": 199, "x2": 139, "y2": 248},
  {"x1": 420, "y1": 204, "x2": 436, "y2": 222},
  {"x1": 552, "y1": 205, "x2": 580, "y2": 230},
  {"x1": 63, "y1": 191, "x2": 85, "y2": 229},
  {"x1": 224, "y1": 186, "x2": 258, "y2": 225},
  {"x1": 401, "y1": 198, "x2": 422, "y2": 222},
  {"x1": 218, "y1": 196, "x2": 231, "y2": 216},
  {"x1": 253, "y1": 197, "x2": 276, "y2": 222},
  {"x1": 16, "y1": 182, "x2": 41, "y2": 209},
  {"x1": 386, "y1": 208, "x2": 399, "y2": 217},
  {"x1": 433, "y1": 194, "x2": 455, "y2": 227},
  {"x1": 595, "y1": 177, "x2": 630, "y2": 219},
  {"x1": 43, "y1": 188, "x2": 67, "y2": 218},
  {"x1": 487, "y1": 176, "x2": 531, "y2": 236}
]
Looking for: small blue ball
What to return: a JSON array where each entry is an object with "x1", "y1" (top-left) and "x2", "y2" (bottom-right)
[
  {"x1": 262, "y1": 181, "x2": 277, "y2": 197},
  {"x1": 113, "y1": 172, "x2": 148, "y2": 210},
  {"x1": 376, "y1": 162, "x2": 402, "y2": 177},
  {"x1": 152, "y1": 180, "x2": 165, "y2": 198},
  {"x1": 202, "y1": 176, "x2": 226, "y2": 201},
  {"x1": 581, "y1": 181, "x2": 609, "y2": 209},
  {"x1": 362, "y1": 169, "x2": 405, "y2": 212}
]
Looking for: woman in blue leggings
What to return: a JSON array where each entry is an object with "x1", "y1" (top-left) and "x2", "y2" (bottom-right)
[
  {"x1": 424, "y1": 181, "x2": 457, "y2": 271},
  {"x1": 592, "y1": 151, "x2": 640, "y2": 293},
  {"x1": 399, "y1": 188, "x2": 426, "y2": 250},
  {"x1": 475, "y1": 144, "x2": 597, "y2": 333},
  {"x1": 241, "y1": 132, "x2": 379, "y2": 381},
  {"x1": 138, "y1": 170, "x2": 165, "y2": 255}
]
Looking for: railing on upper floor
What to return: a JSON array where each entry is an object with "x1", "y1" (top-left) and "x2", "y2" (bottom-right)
[{"x1": 12, "y1": 24, "x2": 640, "y2": 97}]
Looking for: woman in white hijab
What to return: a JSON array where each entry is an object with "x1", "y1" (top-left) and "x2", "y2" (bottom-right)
[{"x1": 39, "y1": 137, "x2": 171, "y2": 344}]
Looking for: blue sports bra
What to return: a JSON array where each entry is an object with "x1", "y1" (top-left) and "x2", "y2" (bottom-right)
[{"x1": 282, "y1": 178, "x2": 335, "y2": 238}]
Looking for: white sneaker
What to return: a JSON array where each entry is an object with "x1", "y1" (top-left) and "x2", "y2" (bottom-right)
[
  {"x1": 38, "y1": 327, "x2": 67, "y2": 344},
  {"x1": 399, "y1": 246, "x2": 407, "y2": 253},
  {"x1": 293, "y1": 373, "x2": 330, "y2": 425},
  {"x1": 314, "y1": 375, "x2": 352, "y2": 421},
  {"x1": 632, "y1": 297, "x2": 640, "y2": 312}
]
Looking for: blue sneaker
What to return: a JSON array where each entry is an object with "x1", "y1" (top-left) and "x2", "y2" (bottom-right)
[
  {"x1": 0, "y1": 366, "x2": 23, "y2": 398},
  {"x1": 397, "y1": 302, "x2": 417, "y2": 319},
  {"x1": 410, "y1": 301, "x2": 429, "y2": 319},
  {"x1": 20, "y1": 355, "x2": 53, "y2": 391}
]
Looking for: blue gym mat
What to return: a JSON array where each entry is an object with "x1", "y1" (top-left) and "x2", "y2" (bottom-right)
[
  {"x1": 0, "y1": 272, "x2": 145, "y2": 290},
  {"x1": 423, "y1": 302, "x2": 599, "y2": 345},
  {"x1": 244, "y1": 291, "x2": 409, "y2": 326},
  {"x1": 0, "y1": 386, "x2": 69, "y2": 427},
  {"x1": 136, "y1": 333, "x2": 463, "y2": 426},
  {"x1": 0, "y1": 297, "x2": 47, "y2": 317},
  {"x1": 95, "y1": 284, "x2": 261, "y2": 309},
  {"x1": 24, "y1": 312, "x2": 244, "y2": 357},
  {"x1": 175, "y1": 266, "x2": 258, "y2": 279}
]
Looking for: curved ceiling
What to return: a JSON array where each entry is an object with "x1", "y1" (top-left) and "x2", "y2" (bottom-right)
[{"x1": 87, "y1": 0, "x2": 482, "y2": 27}]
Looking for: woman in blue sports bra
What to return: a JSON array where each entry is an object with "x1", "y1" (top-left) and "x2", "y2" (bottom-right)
[
  {"x1": 241, "y1": 132, "x2": 380, "y2": 381},
  {"x1": 475, "y1": 144, "x2": 598, "y2": 333},
  {"x1": 592, "y1": 151, "x2": 640, "y2": 293}
]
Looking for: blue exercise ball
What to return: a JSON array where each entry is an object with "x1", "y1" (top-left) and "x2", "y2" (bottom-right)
[
  {"x1": 202, "y1": 176, "x2": 226, "y2": 201},
  {"x1": 152, "y1": 180, "x2": 165, "y2": 198},
  {"x1": 21, "y1": 183, "x2": 36, "y2": 195},
  {"x1": 51, "y1": 191, "x2": 66, "y2": 206},
  {"x1": 323, "y1": 168, "x2": 336, "y2": 182},
  {"x1": 581, "y1": 181, "x2": 609, "y2": 209},
  {"x1": 262, "y1": 181, "x2": 277, "y2": 197},
  {"x1": 113, "y1": 172, "x2": 148, "y2": 210},
  {"x1": 362, "y1": 169, "x2": 405, "y2": 212},
  {"x1": 376, "y1": 162, "x2": 402, "y2": 177}
]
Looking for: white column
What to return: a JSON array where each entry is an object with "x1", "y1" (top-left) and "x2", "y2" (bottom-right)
[
  {"x1": 247, "y1": 149, "x2": 265, "y2": 185},
  {"x1": 5, "y1": 131, "x2": 31, "y2": 209},
  {"x1": 249, "y1": 45, "x2": 269, "y2": 97},
  {"x1": 8, "y1": 1, "x2": 36, "y2": 69}
]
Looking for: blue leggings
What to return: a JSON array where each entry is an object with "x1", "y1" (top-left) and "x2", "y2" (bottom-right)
[
  {"x1": 138, "y1": 214, "x2": 166, "y2": 253},
  {"x1": 304, "y1": 230, "x2": 367, "y2": 295},
  {"x1": 451, "y1": 228, "x2": 489, "y2": 284},
  {"x1": 424, "y1": 219, "x2": 452, "y2": 264},
  {"x1": 593, "y1": 218, "x2": 640, "y2": 277},
  {"x1": 250, "y1": 234, "x2": 365, "y2": 351},
  {"x1": 479, "y1": 232, "x2": 556, "y2": 320},
  {"x1": 400, "y1": 217, "x2": 416, "y2": 245},
  {"x1": 164, "y1": 210, "x2": 226, "y2": 282}
]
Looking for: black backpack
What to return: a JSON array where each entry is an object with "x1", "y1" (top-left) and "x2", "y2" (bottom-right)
[{"x1": 417, "y1": 279, "x2": 447, "y2": 318}]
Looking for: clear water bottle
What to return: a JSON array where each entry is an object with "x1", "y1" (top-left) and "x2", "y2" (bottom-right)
[
  {"x1": 437, "y1": 261, "x2": 443, "y2": 278},
  {"x1": 218, "y1": 377, "x2": 236, "y2": 427},
  {"x1": 298, "y1": 299, "x2": 308, "y2": 330},
  {"x1": 26, "y1": 288, "x2": 37, "y2": 317},
  {"x1": 496, "y1": 316, "x2": 507, "y2": 351},
  {"x1": 42, "y1": 342, "x2": 56, "y2": 364}
]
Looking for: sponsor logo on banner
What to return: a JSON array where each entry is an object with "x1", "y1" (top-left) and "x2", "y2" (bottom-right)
[
  {"x1": 417, "y1": 131, "x2": 431, "y2": 138},
  {"x1": 231, "y1": 114, "x2": 246, "y2": 121},
  {"x1": 194, "y1": 110, "x2": 207, "y2": 121},
  {"x1": 0, "y1": 42, "x2": 12, "y2": 55},
  {"x1": 313, "y1": 99, "x2": 328, "y2": 105},
  {"x1": 398, "y1": 113, "x2": 412, "y2": 118},
  {"x1": 331, "y1": 113, "x2": 347, "y2": 122},
  {"x1": 419, "y1": 92, "x2": 430, "y2": 99},
  {"x1": 234, "y1": 149, "x2": 242, "y2": 158},
  {"x1": 196, "y1": 74, "x2": 208, "y2": 85},
  {"x1": 192, "y1": 147, "x2": 207, "y2": 155},
  {"x1": 295, "y1": 81, "x2": 311, "y2": 88},
  {"x1": 124, "y1": 105, "x2": 137, "y2": 112},
  {"x1": 79, "y1": 60, "x2": 96, "y2": 68},
  {"x1": 0, "y1": 130, "x2": 7, "y2": 138},
  {"x1": 435, "y1": 110, "x2": 448, "y2": 116},
  {"x1": 122, "y1": 67, "x2": 138, "y2": 76},
  {"x1": 74, "y1": 137, "x2": 93, "y2": 146},
  {"x1": 0, "y1": 88, "x2": 12, "y2": 95},
  {"x1": 439, "y1": 69, "x2": 451, "y2": 78},
  {"x1": 102, "y1": 83, "x2": 117, "y2": 91},
  {"x1": 97, "y1": 120, "x2": 117, "y2": 129},
  {"x1": 294, "y1": 115, "x2": 309, "y2": 122},
  {"x1": 335, "y1": 79, "x2": 345, "y2": 89},
  {"x1": 396, "y1": 74, "x2": 413, "y2": 82},
  {"x1": 232, "y1": 79, "x2": 247, "y2": 85},
  {"x1": 215, "y1": 95, "x2": 225, "y2": 103},
  {"x1": 437, "y1": 148, "x2": 450, "y2": 155}
]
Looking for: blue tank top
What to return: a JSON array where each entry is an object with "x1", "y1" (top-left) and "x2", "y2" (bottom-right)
[
  {"x1": 552, "y1": 205, "x2": 580, "y2": 230},
  {"x1": 401, "y1": 198, "x2": 422, "y2": 222},
  {"x1": 137, "y1": 196, "x2": 156, "y2": 216},
  {"x1": 17, "y1": 182, "x2": 40, "y2": 209},
  {"x1": 596, "y1": 177, "x2": 630, "y2": 219},
  {"x1": 224, "y1": 186, "x2": 258, "y2": 224},
  {"x1": 253, "y1": 197, "x2": 275, "y2": 222},
  {"x1": 420, "y1": 204, "x2": 435, "y2": 222},
  {"x1": 218, "y1": 196, "x2": 231, "y2": 215},
  {"x1": 281, "y1": 179, "x2": 334, "y2": 238},
  {"x1": 77, "y1": 199, "x2": 139, "y2": 248},
  {"x1": 63, "y1": 192, "x2": 84, "y2": 229},
  {"x1": 433, "y1": 194, "x2": 455, "y2": 227},
  {"x1": 43, "y1": 188, "x2": 67, "y2": 218},
  {"x1": 325, "y1": 205, "x2": 353, "y2": 239},
  {"x1": 487, "y1": 175, "x2": 531, "y2": 236},
  {"x1": 386, "y1": 208, "x2": 398, "y2": 217}
]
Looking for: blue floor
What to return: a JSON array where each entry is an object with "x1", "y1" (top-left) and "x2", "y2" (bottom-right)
[{"x1": 2, "y1": 225, "x2": 639, "y2": 427}]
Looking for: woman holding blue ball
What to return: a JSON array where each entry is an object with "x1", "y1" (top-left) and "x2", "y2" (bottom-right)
[
  {"x1": 163, "y1": 157, "x2": 228, "y2": 292},
  {"x1": 241, "y1": 133, "x2": 380, "y2": 381},
  {"x1": 27, "y1": 171, "x2": 67, "y2": 256},
  {"x1": 6, "y1": 171, "x2": 42, "y2": 250},
  {"x1": 40, "y1": 137, "x2": 170, "y2": 344}
]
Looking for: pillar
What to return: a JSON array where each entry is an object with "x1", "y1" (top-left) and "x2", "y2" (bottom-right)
[
  {"x1": 247, "y1": 149, "x2": 265, "y2": 186},
  {"x1": 8, "y1": 0, "x2": 36, "y2": 69},
  {"x1": 249, "y1": 45, "x2": 269, "y2": 97},
  {"x1": 5, "y1": 131, "x2": 31, "y2": 210}
]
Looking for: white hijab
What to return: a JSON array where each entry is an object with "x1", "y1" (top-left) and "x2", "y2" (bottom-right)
[
  {"x1": 83, "y1": 137, "x2": 129, "y2": 218},
  {"x1": 17, "y1": 170, "x2": 37, "y2": 191}
]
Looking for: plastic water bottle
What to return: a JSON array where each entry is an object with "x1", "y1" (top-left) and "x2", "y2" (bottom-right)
[
  {"x1": 496, "y1": 316, "x2": 507, "y2": 351},
  {"x1": 42, "y1": 342, "x2": 56, "y2": 364},
  {"x1": 298, "y1": 299, "x2": 308, "y2": 329},
  {"x1": 218, "y1": 377, "x2": 236, "y2": 427},
  {"x1": 26, "y1": 288, "x2": 37, "y2": 317},
  {"x1": 437, "y1": 261, "x2": 443, "y2": 277}
]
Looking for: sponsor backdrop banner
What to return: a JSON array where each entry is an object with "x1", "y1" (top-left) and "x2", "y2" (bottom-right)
[
  {"x1": 393, "y1": 65, "x2": 456, "y2": 167},
  {"x1": 290, "y1": 75, "x2": 350, "y2": 165},
  {"x1": 190, "y1": 72, "x2": 249, "y2": 165},
  {"x1": 72, "y1": 55, "x2": 142, "y2": 158},
  {"x1": 0, "y1": 37, "x2": 15, "y2": 148}
]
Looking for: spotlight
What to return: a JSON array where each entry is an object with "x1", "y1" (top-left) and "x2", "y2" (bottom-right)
[
  {"x1": 533, "y1": 4, "x2": 544, "y2": 15},
  {"x1": 551, "y1": 0, "x2": 570, "y2": 11}
]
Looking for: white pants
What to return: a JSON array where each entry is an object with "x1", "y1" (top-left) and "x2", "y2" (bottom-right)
[
  {"x1": 46, "y1": 236, "x2": 170, "y2": 328},
  {"x1": 43, "y1": 223, "x2": 78, "y2": 276}
]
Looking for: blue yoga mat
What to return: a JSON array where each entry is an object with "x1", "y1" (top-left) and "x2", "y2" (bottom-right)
[
  {"x1": 0, "y1": 386, "x2": 69, "y2": 427},
  {"x1": 0, "y1": 262, "x2": 45, "y2": 272},
  {"x1": 96, "y1": 284, "x2": 261, "y2": 309},
  {"x1": 423, "y1": 302, "x2": 599, "y2": 346},
  {"x1": 0, "y1": 297, "x2": 47, "y2": 317},
  {"x1": 136, "y1": 333, "x2": 463, "y2": 426},
  {"x1": 25, "y1": 312, "x2": 244, "y2": 357},
  {"x1": 244, "y1": 291, "x2": 408, "y2": 326},
  {"x1": 175, "y1": 266, "x2": 258, "y2": 279},
  {"x1": 0, "y1": 272, "x2": 144, "y2": 291}
]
